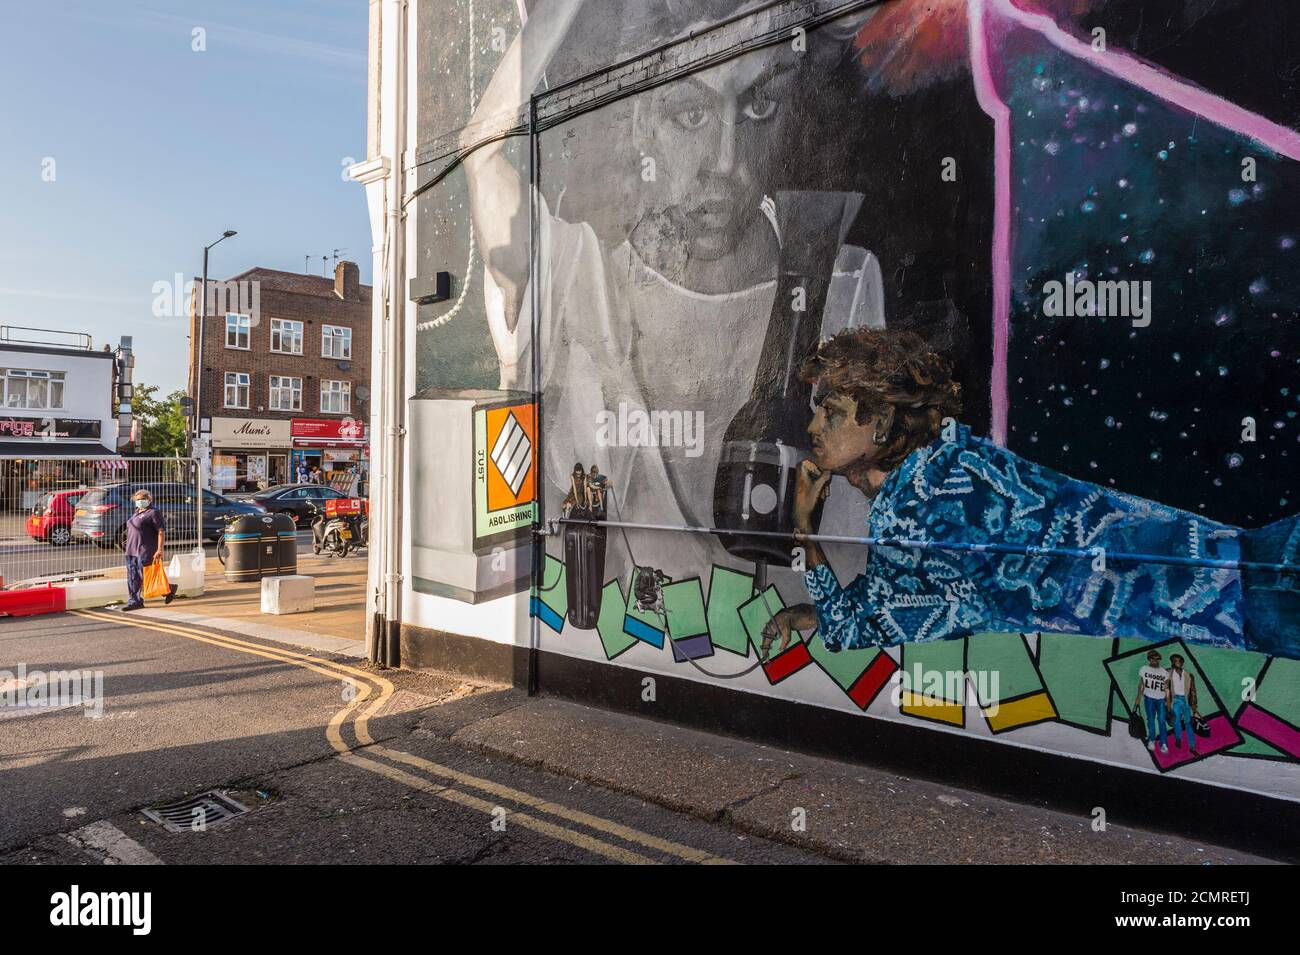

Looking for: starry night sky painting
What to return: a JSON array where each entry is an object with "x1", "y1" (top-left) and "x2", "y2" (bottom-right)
[{"x1": 978, "y1": 0, "x2": 1300, "y2": 529}]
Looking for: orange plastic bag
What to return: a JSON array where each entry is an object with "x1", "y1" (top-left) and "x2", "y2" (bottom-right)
[{"x1": 142, "y1": 557, "x2": 170, "y2": 600}]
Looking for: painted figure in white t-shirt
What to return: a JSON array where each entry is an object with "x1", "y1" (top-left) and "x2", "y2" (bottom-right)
[
  {"x1": 1134, "y1": 649, "x2": 1170, "y2": 754},
  {"x1": 464, "y1": 0, "x2": 885, "y2": 585},
  {"x1": 1166, "y1": 653, "x2": 1199, "y2": 754}
]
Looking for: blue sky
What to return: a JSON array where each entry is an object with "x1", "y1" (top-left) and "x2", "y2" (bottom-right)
[{"x1": 0, "y1": 0, "x2": 372, "y2": 395}]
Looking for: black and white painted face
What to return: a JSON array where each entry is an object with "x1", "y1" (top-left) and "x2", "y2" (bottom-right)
[{"x1": 638, "y1": 46, "x2": 800, "y2": 262}]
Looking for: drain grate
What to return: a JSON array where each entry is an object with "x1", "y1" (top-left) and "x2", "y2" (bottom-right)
[{"x1": 142, "y1": 790, "x2": 250, "y2": 833}]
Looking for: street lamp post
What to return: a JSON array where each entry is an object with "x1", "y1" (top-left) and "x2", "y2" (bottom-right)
[{"x1": 193, "y1": 230, "x2": 237, "y2": 456}]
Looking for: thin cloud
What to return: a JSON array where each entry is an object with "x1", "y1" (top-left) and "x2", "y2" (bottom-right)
[
  {"x1": 43, "y1": 5, "x2": 367, "y2": 74},
  {"x1": 144, "y1": 11, "x2": 366, "y2": 72}
]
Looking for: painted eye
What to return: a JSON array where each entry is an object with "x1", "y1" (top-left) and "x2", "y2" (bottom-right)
[
  {"x1": 674, "y1": 106, "x2": 708, "y2": 129},
  {"x1": 742, "y1": 95, "x2": 777, "y2": 121}
]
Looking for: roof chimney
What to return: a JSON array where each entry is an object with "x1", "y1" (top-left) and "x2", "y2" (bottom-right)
[{"x1": 335, "y1": 260, "x2": 360, "y2": 301}]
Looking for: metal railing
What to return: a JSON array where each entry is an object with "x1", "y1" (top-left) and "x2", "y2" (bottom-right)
[
  {"x1": 0, "y1": 456, "x2": 204, "y2": 589},
  {"x1": 0, "y1": 325, "x2": 94, "y2": 350}
]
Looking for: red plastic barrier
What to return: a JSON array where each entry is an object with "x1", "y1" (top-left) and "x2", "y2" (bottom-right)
[{"x1": 0, "y1": 587, "x2": 66, "y2": 618}]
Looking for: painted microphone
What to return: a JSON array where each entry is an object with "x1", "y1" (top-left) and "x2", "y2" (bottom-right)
[{"x1": 712, "y1": 191, "x2": 858, "y2": 566}]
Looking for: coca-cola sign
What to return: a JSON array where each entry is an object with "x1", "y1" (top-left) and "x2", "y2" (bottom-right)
[
  {"x1": 291, "y1": 418, "x2": 368, "y2": 445},
  {"x1": 211, "y1": 417, "x2": 290, "y2": 448}
]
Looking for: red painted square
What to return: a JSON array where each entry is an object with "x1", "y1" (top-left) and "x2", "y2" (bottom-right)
[
  {"x1": 763, "y1": 641, "x2": 812, "y2": 684},
  {"x1": 848, "y1": 653, "x2": 899, "y2": 710}
]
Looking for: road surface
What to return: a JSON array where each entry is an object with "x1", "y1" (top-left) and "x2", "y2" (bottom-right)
[{"x1": 0, "y1": 611, "x2": 823, "y2": 864}]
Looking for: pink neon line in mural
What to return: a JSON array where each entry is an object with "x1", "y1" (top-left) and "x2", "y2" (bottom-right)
[
  {"x1": 967, "y1": 0, "x2": 1011, "y2": 445},
  {"x1": 968, "y1": 0, "x2": 1300, "y2": 447}
]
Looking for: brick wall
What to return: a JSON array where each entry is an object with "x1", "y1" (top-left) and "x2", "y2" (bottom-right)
[{"x1": 188, "y1": 262, "x2": 372, "y2": 424}]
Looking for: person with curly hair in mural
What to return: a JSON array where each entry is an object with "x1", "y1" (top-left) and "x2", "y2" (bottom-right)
[{"x1": 760, "y1": 326, "x2": 1300, "y2": 661}]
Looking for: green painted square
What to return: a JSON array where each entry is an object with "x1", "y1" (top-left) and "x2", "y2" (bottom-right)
[
  {"x1": 596, "y1": 579, "x2": 637, "y2": 660},
  {"x1": 1111, "y1": 638, "x2": 1148, "y2": 720},
  {"x1": 662, "y1": 579, "x2": 709, "y2": 641},
  {"x1": 1189, "y1": 645, "x2": 1279, "y2": 759},
  {"x1": 705, "y1": 566, "x2": 754, "y2": 657},
  {"x1": 900, "y1": 640, "x2": 965, "y2": 704},
  {"x1": 807, "y1": 634, "x2": 879, "y2": 692},
  {"x1": 737, "y1": 586, "x2": 786, "y2": 655},
  {"x1": 1254, "y1": 657, "x2": 1300, "y2": 724},
  {"x1": 1038, "y1": 632, "x2": 1115, "y2": 732},
  {"x1": 1228, "y1": 732, "x2": 1287, "y2": 758},
  {"x1": 967, "y1": 632, "x2": 1043, "y2": 706},
  {"x1": 535, "y1": 554, "x2": 567, "y2": 621}
]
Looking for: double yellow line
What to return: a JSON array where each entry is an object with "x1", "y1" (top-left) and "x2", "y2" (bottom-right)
[{"x1": 75, "y1": 609, "x2": 734, "y2": 865}]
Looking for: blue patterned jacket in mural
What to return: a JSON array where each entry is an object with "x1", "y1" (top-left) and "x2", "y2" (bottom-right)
[{"x1": 804, "y1": 425, "x2": 1300, "y2": 659}]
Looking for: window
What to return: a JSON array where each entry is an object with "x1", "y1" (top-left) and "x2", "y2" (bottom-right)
[
  {"x1": 1, "y1": 369, "x2": 66, "y2": 410},
  {"x1": 270, "y1": 319, "x2": 304, "y2": 355},
  {"x1": 320, "y1": 379, "x2": 351, "y2": 414},
  {"x1": 268, "y1": 375, "x2": 302, "y2": 411},
  {"x1": 321, "y1": 325, "x2": 352, "y2": 359},
  {"x1": 224, "y1": 372, "x2": 250, "y2": 409},
  {"x1": 225, "y1": 313, "x2": 251, "y2": 349}
]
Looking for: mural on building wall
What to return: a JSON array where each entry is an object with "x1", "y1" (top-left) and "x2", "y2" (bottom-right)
[{"x1": 413, "y1": 0, "x2": 1300, "y2": 785}]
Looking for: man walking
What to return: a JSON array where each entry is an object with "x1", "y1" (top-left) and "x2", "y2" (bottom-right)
[{"x1": 119, "y1": 488, "x2": 173, "y2": 611}]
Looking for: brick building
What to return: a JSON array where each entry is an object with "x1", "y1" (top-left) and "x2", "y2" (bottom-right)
[{"x1": 187, "y1": 262, "x2": 372, "y2": 491}]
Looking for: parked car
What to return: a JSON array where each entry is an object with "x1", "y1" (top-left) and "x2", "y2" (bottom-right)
[
  {"x1": 249, "y1": 483, "x2": 348, "y2": 525},
  {"x1": 27, "y1": 488, "x2": 89, "y2": 546},
  {"x1": 71, "y1": 482, "x2": 266, "y2": 549}
]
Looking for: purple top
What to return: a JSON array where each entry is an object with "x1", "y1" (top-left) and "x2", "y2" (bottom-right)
[{"x1": 124, "y1": 507, "x2": 166, "y2": 560}]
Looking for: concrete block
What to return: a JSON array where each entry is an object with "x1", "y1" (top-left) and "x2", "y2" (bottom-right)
[
  {"x1": 64, "y1": 577, "x2": 128, "y2": 610},
  {"x1": 261, "y1": 575, "x2": 315, "y2": 615},
  {"x1": 167, "y1": 551, "x2": 206, "y2": 598}
]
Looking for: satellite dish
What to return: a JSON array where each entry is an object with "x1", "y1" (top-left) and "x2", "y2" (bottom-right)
[{"x1": 355, "y1": 386, "x2": 370, "y2": 401}]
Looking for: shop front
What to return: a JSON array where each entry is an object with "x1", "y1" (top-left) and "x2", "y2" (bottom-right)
[
  {"x1": 291, "y1": 418, "x2": 369, "y2": 493},
  {"x1": 210, "y1": 417, "x2": 292, "y2": 493},
  {"x1": 0, "y1": 416, "x2": 120, "y2": 512}
]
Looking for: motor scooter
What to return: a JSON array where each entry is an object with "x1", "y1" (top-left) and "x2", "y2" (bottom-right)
[{"x1": 309, "y1": 502, "x2": 355, "y2": 557}]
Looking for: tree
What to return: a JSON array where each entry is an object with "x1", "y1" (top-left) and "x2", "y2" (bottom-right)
[{"x1": 133, "y1": 383, "x2": 189, "y2": 456}]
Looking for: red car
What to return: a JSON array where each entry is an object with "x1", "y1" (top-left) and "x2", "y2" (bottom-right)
[{"x1": 27, "y1": 489, "x2": 88, "y2": 546}]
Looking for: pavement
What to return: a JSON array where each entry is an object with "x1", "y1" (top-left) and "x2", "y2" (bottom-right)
[
  {"x1": 0, "y1": 554, "x2": 1287, "y2": 864},
  {"x1": 154, "y1": 550, "x2": 368, "y2": 656}
]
